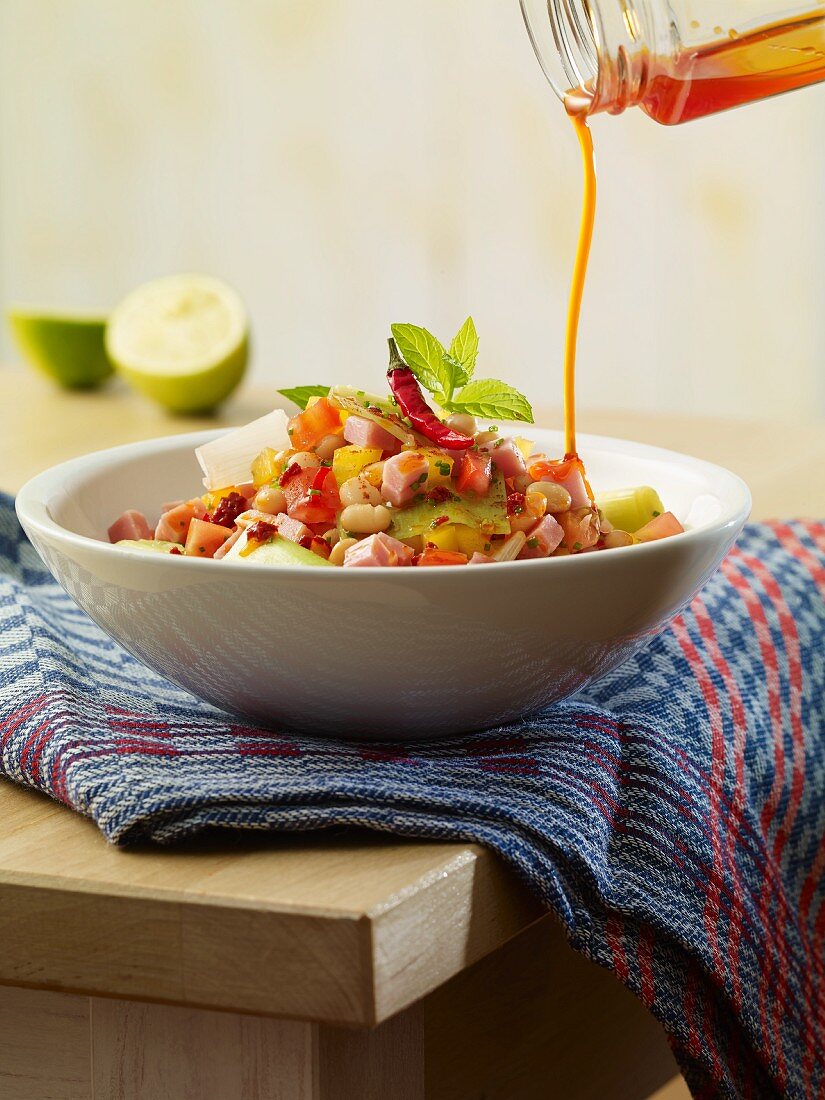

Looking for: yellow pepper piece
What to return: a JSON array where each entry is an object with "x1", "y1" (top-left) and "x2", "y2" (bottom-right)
[
  {"x1": 515, "y1": 437, "x2": 534, "y2": 461},
  {"x1": 421, "y1": 449, "x2": 454, "y2": 487},
  {"x1": 251, "y1": 447, "x2": 285, "y2": 490},
  {"x1": 455, "y1": 525, "x2": 493, "y2": 556},
  {"x1": 332, "y1": 445, "x2": 382, "y2": 487},
  {"x1": 425, "y1": 523, "x2": 459, "y2": 551},
  {"x1": 202, "y1": 485, "x2": 244, "y2": 510}
]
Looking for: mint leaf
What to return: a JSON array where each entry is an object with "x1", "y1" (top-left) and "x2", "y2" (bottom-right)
[
  {"x1": 448, "y1": 316, "x2": 478, "y2": 385},
  {"x1": 391, "y1": 324, "x2": 453, "y2": 403},
  {"x1": 278, "y1": 385, "x2": 331, "y2": 410},
  {"x1": 451, "y1": 379, "x2": 534, "y2": 423}
]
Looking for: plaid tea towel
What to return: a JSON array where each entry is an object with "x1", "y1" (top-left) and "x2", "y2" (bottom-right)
[{"x1": 1, "y1": 490, "x2": 824, "y2": 1099}]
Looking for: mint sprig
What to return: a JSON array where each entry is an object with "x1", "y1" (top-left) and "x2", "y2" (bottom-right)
[
  {"x1": 448, "y1": 316, "x2": 478, "y2": 387},
  {"x1": 389, "y1": 318, "x2": 534, "y2": 424},
  {"x1": 278, "y1": 385, "x2": 331, "y2": 410},
  {"x1": 390, "y1": 324, "x2": 452, "y2": 404},
  {"x1": 448, "y1": 379, "x2": 533, "y2": 423}
]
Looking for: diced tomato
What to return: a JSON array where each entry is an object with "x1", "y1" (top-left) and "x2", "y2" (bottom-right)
[
  {"x1": 635, "y1": 511, "x2": 685, "y2": 543},
  {"x1": 455, "y1": 452, "x2": 492, "y2": 497},
  {"x1": 282, "y1": 467, "x2": 341, "y2": 525},
  {"x1": 287, "y1": 398, "x2": 342, "y2": 451},
  {"x1": 184, "y1": 518, "x2": 230, "y2": 558},
  {"x1": 155, "y1": 500, "x2": 207, "y2": 545},
  {"x1": 415, "y1": 548, "x2": 469, "y2": 566}
]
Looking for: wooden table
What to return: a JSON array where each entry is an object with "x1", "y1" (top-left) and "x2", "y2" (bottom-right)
[{"x1": 2, "y1": 368, "x2": 822, "y2": 1099}]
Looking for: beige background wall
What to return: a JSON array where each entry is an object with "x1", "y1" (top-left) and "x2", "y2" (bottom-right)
[{"x1": 1, "y1": 0, "x2": 823, "y2": 424}]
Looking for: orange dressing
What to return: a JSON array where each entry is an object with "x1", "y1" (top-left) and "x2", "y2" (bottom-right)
[
  {"x1": 559, "y1": 12, "x2": 825, "y2": 460},
  {"x1": 642, "y1": 13, "x2": 825, "y2": 126},
  {"x1": 561, "y1": 111, "x2": 596, "y2": 460}
]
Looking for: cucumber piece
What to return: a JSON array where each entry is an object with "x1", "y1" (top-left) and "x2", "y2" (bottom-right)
[
  {"x1": 389, "y1": 471, "x2": 509, "y2": 541},
  {"x1": 596, "y1": 486, "x2": 666, "y2": 535},
  {"x1": 116, "y1": 539, "x2": 179, "y2": 554},
  {"x1": 238, "y1": 535, "x2": 333, "y2": 567}
]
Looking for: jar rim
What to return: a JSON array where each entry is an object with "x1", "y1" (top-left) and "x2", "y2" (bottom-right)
[{"x1": 520, "y1": 0, "x2": 601, "y2": 110}]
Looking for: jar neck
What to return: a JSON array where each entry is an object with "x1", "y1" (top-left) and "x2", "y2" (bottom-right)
[{"x1": 520, "y1": 0, "x2": 658, "y2": 116}]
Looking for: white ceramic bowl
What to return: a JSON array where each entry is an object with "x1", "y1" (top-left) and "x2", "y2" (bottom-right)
[{"x1": 16, "y1": 428, "x2": 750, "y2": 739}]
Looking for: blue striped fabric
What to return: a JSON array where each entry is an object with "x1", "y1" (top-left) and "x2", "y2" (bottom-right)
[{"x1": 1, "y1": 490, "x2": 823, "y2": 1099}]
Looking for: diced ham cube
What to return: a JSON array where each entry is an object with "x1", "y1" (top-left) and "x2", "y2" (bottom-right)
[
  {"x1": 343, "y1": 532, "x2": 415, "y2": 567},
  {"x1": 161, "y1": 499, "x2": 184, "y2": 513},
  {"x1": 343, "y1": 415, "x2": 398, "y2": 452},
  {"x1": 528, "y1": 457, "x2": 591, "y2": 510},
  {"x1": 107, "y1": 510, "x2": 153, "y2": 544},
  {"x1": 517, "y1": 515, "x2": 565, "y2": 559},
  {"x1": 381, "y1": 451, "x2": 429, "y2": 507},
  {"x1": 184, "y1": 519, "x2": 230, "y2": 559},
  {"x1": 213, "y1": 526, "x2": 244, "y2": 559},
  {"x1": 275, "y1": 514, "x2": 314, "y2": 545},
  {"x1": 481, "y1": 438, "x2": 526, "y2": 480},
  {"x1": 635, "y1": 511, "x2": 684, "y2": 543},
  {"x1": 154, "y1": 500, "x2": 206, "y2": 544},
  {"x1": 557, "y1": 467, "x2": 590, "y2": 510},
  {"x1": 469, "y1": 552, "x2": 495, "y2": 564}
]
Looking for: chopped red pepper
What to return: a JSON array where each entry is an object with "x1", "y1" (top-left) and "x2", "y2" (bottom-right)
[
  {"x1": 310, "y1": 466, "x2": 329, "y2": 494},
  {"x1": 431, "y1": 515, "x2": 450, "y2": 528},
  {"x1": 425, "y1": 485, "x2": 454, "y2": 504},
  {"x1": 387, "y1": 340, "x2": 473, "y2": 451},
  {"x1": 507, "y1": 491, "x2": 526, "y2": 516}
]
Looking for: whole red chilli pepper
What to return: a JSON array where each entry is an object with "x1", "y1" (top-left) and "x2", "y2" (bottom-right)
[{"x1": 387, "y1": 339, "x2": 474, "y2": 451}]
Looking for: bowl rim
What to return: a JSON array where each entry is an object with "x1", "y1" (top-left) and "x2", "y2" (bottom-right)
[{"x1": 15, "y1": 426, "x2": 752, "y2": 576}]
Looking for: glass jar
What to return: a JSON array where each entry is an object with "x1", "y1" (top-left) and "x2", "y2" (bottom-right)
[{"x1": 520, "y1": 0, "x2": 825, "y2": 123}]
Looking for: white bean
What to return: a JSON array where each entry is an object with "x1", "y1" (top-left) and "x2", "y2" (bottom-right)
[
  {"x1": 315, "y1": 433, "x2": 346, "y2": 461},
  {"x1": 474, "y1": 430, "x2": 498, "y2": 446},
  {"x1": 329, "y1": 537, "x2": 358, "y2": 566},
  {"x1": 340, "y1": 503, "x2": 392, "y2": 534},
  {"x1": 530, "y1": 482, "x2": 572, "y2": 513},
  {"x1": 322, "y1": 528, "x2": 340, "y2": 547},
  {"x1": 361, "y1": 461, "x2": 385, "y2": 488},
  {"x1": 339, "y1": 475, "x2": 382, "y2": 507},
  {"x1": 253, "y1": 486, "x2": 287, "y2": 515},
  {"x1": 287, "y1": 451, "x2": 320, "y2": 472},
  {"x1": 447, "y1": 412, "x2": 477, "y2": 436}
]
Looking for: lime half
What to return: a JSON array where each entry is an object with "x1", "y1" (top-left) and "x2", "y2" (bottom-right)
[
  {"x1": 6, "y1": 308, "x2": 112, "y2": 389},
  {"x1": 106, "y1": 274, "x2": 249, "y2": 413}
]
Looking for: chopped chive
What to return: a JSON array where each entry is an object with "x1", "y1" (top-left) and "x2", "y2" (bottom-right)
[
  {"x1": 573, "y1": 541, "x2": 582, "y2": 550},
  {"x1": 526, "y1": 537, "x2": 539, "y2": 549}
]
